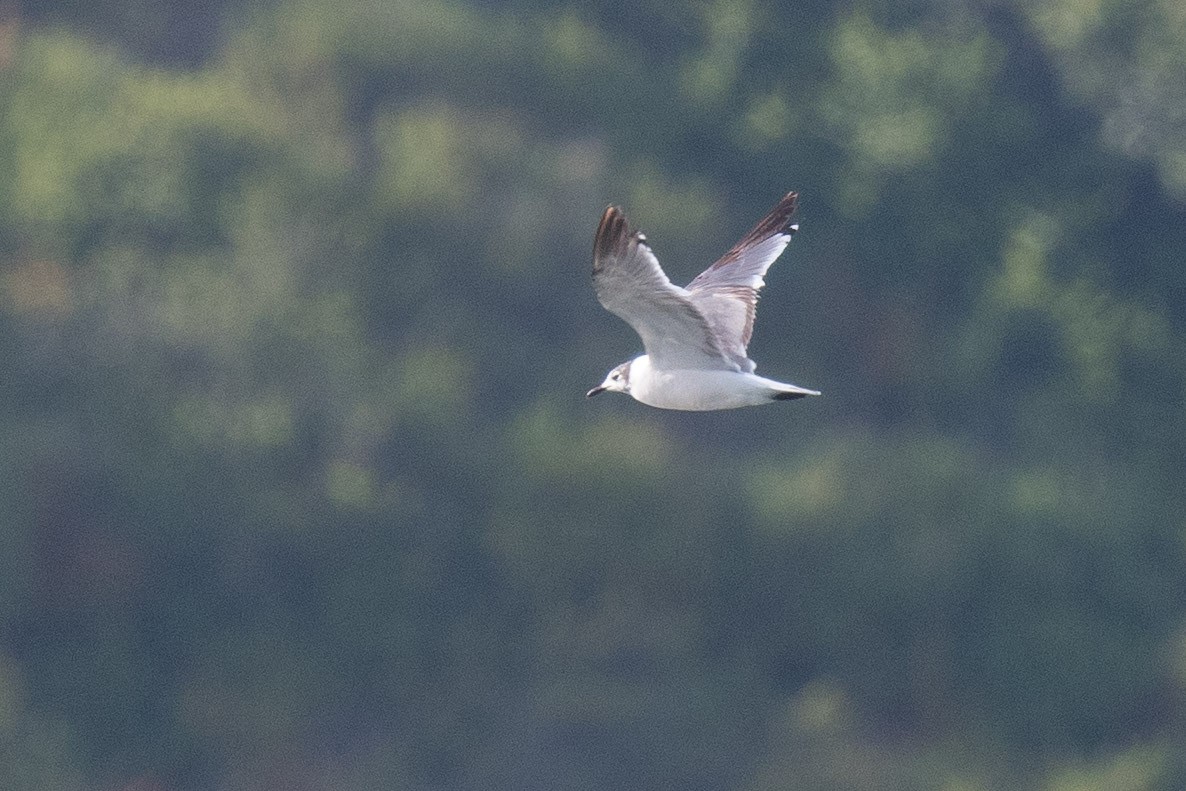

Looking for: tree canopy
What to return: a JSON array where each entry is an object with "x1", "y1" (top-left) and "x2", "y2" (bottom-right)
[{"x1": 1, "y1": 1, "x2": 1185, "y2": 789}]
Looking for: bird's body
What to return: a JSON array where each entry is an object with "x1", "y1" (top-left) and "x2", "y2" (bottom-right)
[
  {"x1": 586, "y1": 192, "x2": 819, "y2": 411},
  {"x1": 609, "y1": 354, "x2": 817, "y2": 411}
]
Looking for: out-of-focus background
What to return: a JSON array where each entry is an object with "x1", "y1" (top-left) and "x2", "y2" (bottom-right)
[{"x1": 1, "y1": 0, "x2": 1185, "y2": 788}]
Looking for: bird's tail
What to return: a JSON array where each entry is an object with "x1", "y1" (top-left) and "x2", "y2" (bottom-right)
[{"x1": 770, "y1": 383, "x2": 821, "y2": 400}]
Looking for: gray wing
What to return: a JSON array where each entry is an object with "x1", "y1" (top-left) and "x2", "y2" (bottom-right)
[
  {"x1": 686, "y1": 192, "x2": 799, "y2": 372},
  {"x1": 593, "y1": 206, "x2": 737, "y2": 372}
]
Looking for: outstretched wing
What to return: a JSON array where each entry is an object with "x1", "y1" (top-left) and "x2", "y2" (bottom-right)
[
  {"x1": 592, "y1": 206, "x2": 736, "y2": 372},
  {"x1": 686, "y1": 192, "x2": 799, "y2": 372}
]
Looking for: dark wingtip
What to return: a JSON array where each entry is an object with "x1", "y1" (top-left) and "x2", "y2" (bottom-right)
[
  {"x1": 593, "y1": 205, "x2": 625, "y2": 270},
  {"x1": 705, "y1": 191, "x2": 801, "y2": 273},
  {"x1": 593, "y1": 204, "x2": 647, "y2": 274},
  {"x1": 770, "y1": 391, "x2": 808, "y2": 401},
  {"x1": 594, "y1": 206, "x2": 619, "y2": 259},
  {"x1": 755, "y1": 191, "x2": 799, "y2": 239}
]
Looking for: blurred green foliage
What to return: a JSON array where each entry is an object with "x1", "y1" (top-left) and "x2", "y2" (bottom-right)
[{"x1": 1, "y1": 0, "x2": 1185, "y2": 789}]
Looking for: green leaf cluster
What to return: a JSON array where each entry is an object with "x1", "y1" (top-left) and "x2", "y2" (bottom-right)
[{"x1": 1, "y1": 1, "x2": 1184, "y2": 789}]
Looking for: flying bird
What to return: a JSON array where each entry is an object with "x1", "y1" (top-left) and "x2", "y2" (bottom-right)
[{"x1": 586, "y1": 191, "x2": 819, "y2": 410}]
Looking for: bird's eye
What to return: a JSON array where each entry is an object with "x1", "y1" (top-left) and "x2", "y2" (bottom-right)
[{"x1": 612, "y1": 373, "x2": 621, "y2": 380}]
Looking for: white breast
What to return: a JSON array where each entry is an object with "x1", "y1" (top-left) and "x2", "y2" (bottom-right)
[{"x1": 628, "y1": 355, "x2": 784, "y2": 411}]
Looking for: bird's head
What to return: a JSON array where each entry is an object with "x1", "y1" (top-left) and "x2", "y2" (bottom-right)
[{"x1": 586, "y1": 360, "x2": 631, "y2": 398}]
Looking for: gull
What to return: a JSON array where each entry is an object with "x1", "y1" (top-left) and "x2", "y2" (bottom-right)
[{"x1": 586, "y1": 191, "x2": 819, "y2": 410}]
